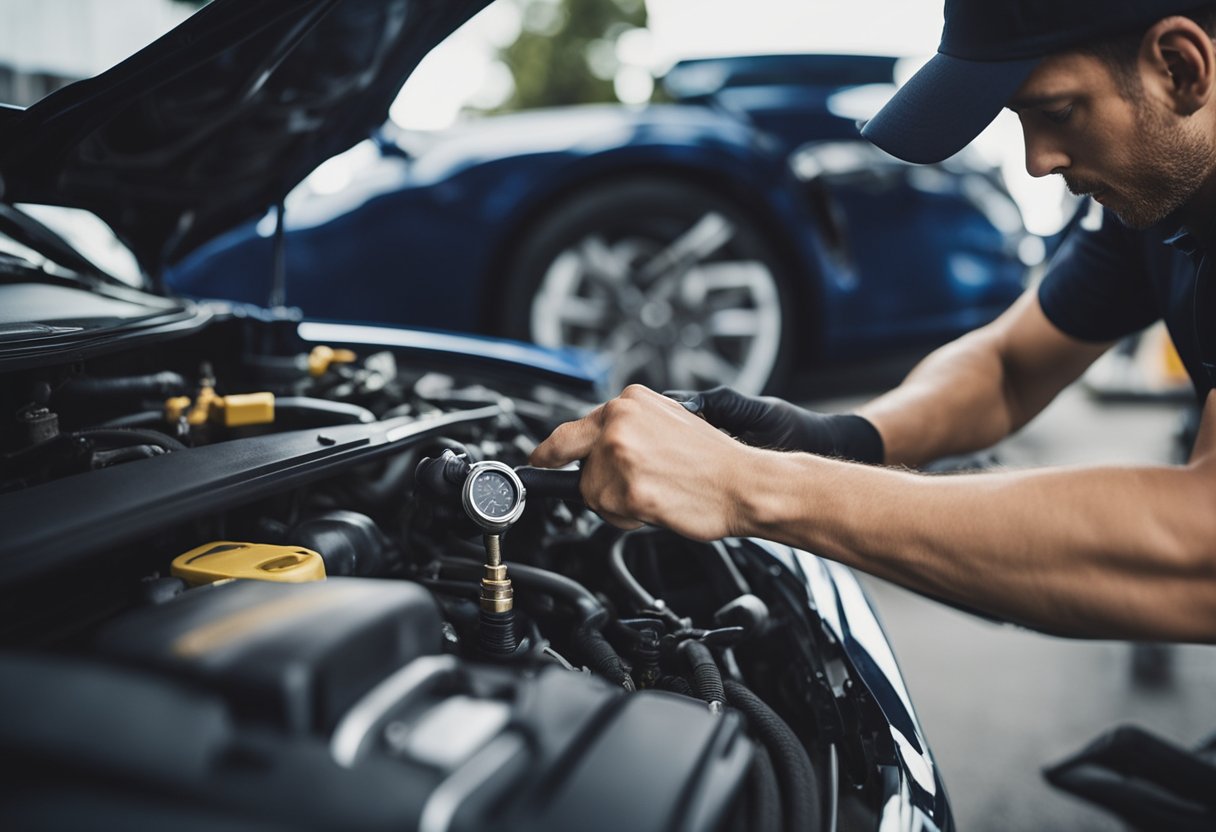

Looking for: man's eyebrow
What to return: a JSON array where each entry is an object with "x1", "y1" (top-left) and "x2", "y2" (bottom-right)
[{"x1": 1006, "y1": 93, "x2": 1074, "y2": 112}]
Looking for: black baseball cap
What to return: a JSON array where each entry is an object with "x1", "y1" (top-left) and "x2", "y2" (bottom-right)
[{"x1": 861, "y1": 0, "x2": 1216, "y2": 164}]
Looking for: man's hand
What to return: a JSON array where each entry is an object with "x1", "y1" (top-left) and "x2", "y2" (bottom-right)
[
  {"x1": 664, "y1": 386, "x2": 884, "y2": 463},
  {"x1": 530, "y1": 385, "x2": 760, "y2": 540}
]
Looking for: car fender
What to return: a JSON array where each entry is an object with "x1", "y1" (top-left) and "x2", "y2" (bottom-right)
[{"x1": 417, "y1": 109, "x2": 839, "y2": 357}]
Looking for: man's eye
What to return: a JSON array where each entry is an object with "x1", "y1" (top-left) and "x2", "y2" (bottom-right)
[{"x1": 1043, "y1": 105, "x2": 1074, "y2": 124}]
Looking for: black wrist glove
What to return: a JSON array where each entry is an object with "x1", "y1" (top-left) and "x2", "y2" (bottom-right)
[{"x1": 664, "y1": 386, "x2": 884, "y2": 464}]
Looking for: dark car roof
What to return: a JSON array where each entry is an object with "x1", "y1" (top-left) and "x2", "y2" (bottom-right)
[{"x1": 0, "y1": 0, "x2": 492, "y2": 275}]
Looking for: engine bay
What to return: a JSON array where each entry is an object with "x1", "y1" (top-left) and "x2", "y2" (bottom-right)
[{"x1": 0, "y1": 306, "x2": 945, "y2": 831}]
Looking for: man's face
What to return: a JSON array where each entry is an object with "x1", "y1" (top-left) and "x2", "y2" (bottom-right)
[{"x1": 1010, "y1": 51, "x2": 1216, "y2": 229}]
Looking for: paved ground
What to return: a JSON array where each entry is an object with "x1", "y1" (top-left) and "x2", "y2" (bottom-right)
[{"x1": 804, "y1": 383, "x2": 1216, "y2": 831}]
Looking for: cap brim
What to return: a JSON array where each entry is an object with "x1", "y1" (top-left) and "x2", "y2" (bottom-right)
[{"x1": 861, "y1": 52, "x2": 1041, "y2": 164}]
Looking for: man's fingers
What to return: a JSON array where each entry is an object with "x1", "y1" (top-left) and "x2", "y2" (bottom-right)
[
  {"x1": 596, "y1": 508, "x2": 646, "y2": 531},
  {"x1": 670, "y1": 385, "x2": 754, "y2": 430},
  {"x1": 530, "y1": 410, "x2": 602, "y2": 468},
  {"x1": 662, "y1": 389, "x2": 705, "y2": 415}
]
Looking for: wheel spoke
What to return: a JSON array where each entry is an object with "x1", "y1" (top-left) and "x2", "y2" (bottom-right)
[
  {"x1": 575, "y1": 236, "x2": 632, "y2": 289},
  {"x1": 706, "y1": 308, "x2": 764, "y2": 338},
  {"x1": 672, "y1": 346, "x2": 743, "y2": 387},
  {"x1": 679, "y1": 261, "x2": 776, "y2": 307},
  {"x1": 552, "y1": 295, "x2": 611, "y2": 329},
  {"x1": 637, "y1": 212, "x2": 736, "y2": 292}
]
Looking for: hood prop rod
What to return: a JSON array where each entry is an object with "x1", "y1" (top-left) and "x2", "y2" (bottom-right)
[{"x1": 268, "y1": 199, "x2": 287, "y2": 309}]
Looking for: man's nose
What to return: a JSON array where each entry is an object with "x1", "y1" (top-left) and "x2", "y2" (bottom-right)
[{"x1": 1021, "y1": 123, "x2": 1070, "y2": 178}]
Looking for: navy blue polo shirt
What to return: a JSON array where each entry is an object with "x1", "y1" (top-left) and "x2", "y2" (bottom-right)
[{"x1": 1038, "y1": 204, "x2": 1214, "y2": 401}]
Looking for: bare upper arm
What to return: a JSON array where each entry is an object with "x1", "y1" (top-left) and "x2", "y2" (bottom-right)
[{"x1": 986, "y1": 287, "x2": 1116, "y2": 429}]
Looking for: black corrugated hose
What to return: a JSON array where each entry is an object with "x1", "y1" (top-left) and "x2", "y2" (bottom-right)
[
  {"x1": 724, "y1": 679, "x2": 821, "y2": 832},
  {"x1": 746, "y1": 746, "x2": 783, "y2": 832},
  {"x1": 573, "y1": 625, "x2": 635, "y2": 691},
  {"x1": 657, "y1": 674, "x2": 693, "y2": 697},
  {"x1": 679, "y1": 639, "x2": 726, "y2": 711}
]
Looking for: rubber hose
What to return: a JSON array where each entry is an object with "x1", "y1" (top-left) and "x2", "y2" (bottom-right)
[
  {"x1": 747, "y1": 745, "x2": 784, "y2": 832},
  {"x1": 75, "y1": 428, "x2": 187, "y2": 453},
  {"x1": 609, "y1": 531, "x2": 659, "y2": 609},
  {"x1": 657, "y1": 675, "x2": 693, "y2": 697},
  {"x1": 724, "y1": 679, "x2": 821, "y2": 832},
  {"x1": 56, "y1": 372, "x2": 188, "y2": 403},
  {"x1": 514, "y1": 466, "x2": 583, "y2": 503},
  {"x1": 573, "y1": 625, "x2": 634, "y2": 691},
  {"x1": 679, "y1": 639, "x2": 726, "y2": 710},
  {"x1": 608, "y1": 531, "x2": 683, "y2": 629},
  {"x1": 341, "y1": 449, "x2": 419, "y2": 507}
]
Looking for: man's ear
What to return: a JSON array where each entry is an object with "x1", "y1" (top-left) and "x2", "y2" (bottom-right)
[{"x1": 1140, "y1": 16, "x2": 1215, "y2": 115}]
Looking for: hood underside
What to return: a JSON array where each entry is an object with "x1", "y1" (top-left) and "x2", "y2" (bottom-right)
[{"x1": 0, "y1": 0, "x2": 491, "y2": 275}]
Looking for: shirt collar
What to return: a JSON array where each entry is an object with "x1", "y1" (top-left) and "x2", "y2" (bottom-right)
[{"x1": 1161, "y1": 207, "x2": 1216, "y2": 257}]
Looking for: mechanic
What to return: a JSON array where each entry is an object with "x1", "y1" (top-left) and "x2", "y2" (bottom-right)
[{"x1": 530, "y1": 0, "x2": 1216, "y2": 643}]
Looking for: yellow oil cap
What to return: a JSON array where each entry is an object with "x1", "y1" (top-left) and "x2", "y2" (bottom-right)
[
  {"x1": 218, "y1": 392, "x2": 275, "y2": 427},
  {"x1": 171, "y1": 542, "x2": 326, "y2": 586}
]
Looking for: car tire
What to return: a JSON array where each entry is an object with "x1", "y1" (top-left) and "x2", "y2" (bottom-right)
[{"x1": 500, "y1": 179, "x2": 797, "y2": 395}]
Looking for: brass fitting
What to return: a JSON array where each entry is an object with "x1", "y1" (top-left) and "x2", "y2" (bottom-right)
[
  {"x1": 307, "y1": 345, "x2": 358, "y2": 377},
  {"x1": 479, "y1": 534, "x2": 514, "y2": 614}
]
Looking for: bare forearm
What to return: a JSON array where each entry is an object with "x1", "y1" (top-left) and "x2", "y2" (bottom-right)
[
  {"x1": 857, "y1": 329, "x2": 1017, "y2": 466},
  {"x1": 737, "y1": 451, "x2": 1216, "y2": 641},
  {"x1": 855, "y1": 292, "x2": 1110, "y2": 467}
]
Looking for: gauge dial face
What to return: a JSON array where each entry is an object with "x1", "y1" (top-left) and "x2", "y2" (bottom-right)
[{"x1": 470, "y1": 469, "x2": 518, "y2": 519}]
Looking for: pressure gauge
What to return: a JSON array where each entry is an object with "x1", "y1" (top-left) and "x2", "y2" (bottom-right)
[{"x1": 461, "y1": 461, "x2": 527, "y2": 533}]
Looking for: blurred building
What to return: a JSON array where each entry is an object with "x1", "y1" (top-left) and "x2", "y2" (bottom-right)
[{"x1": 0, "y1": 0, "x2": 191, "y2": 105}]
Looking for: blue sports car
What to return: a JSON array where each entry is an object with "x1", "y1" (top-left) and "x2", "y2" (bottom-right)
[{"x1": 167, "y1": 52, "x2": 1033, "y2": 395}]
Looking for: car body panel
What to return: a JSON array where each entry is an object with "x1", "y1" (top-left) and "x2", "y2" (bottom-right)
[
  {"x1": 167, "y1": 72, "x2": 1028, "y2": 369},
  {"x1": 749, "y1": 538, "x2": 953, "y2": 830}
]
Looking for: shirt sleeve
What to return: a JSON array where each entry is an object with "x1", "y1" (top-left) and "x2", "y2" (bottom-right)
[{"x1": 1037, "y1": 205, "x2": 1160, "y2": 343}]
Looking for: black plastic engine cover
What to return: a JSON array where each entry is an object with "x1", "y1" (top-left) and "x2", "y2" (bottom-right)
[
  {"x1": 95, "y1": 577, "x2": 443, "y2": 734},
  {"x1": 502, "y1": 686, "x2": 753, "y2": 832},
  {"x1": 54, "y1": 577, "x2": 755, "y2": 831},
  {"x1": 332, "y1": 657, "x2": 754, "y2": 832}
]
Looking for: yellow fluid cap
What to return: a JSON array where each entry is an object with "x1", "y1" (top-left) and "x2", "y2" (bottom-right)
[
  {"x1": 308, "y1": 345, "x2": 358, "y2": 377},
  {"x1": 217, "y1": 392, "x2": 275, "y2": 427},
  {"x1": 171, "y1": 541, "x2": 326, "y2": 586}
]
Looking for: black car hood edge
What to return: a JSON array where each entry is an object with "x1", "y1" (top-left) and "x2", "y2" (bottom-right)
[{"x1": 0, "y1": 0, "x2": 492, "y2": 274}]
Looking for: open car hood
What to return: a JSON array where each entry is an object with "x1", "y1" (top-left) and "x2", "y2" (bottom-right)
[{"x1": 0, "y1": 0, "x2": 491, "y2": 275}]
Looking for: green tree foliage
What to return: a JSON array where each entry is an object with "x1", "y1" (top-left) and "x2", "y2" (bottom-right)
[{"x1": 498, "y1": 0, "x2": 647, "y2": 111}]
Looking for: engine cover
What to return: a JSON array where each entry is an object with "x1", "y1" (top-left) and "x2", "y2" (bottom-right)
[
  {"x1": 95, "y1": 577, "x2": 445, "y2": 734},
  {"x1": 1, "y1": 578, "x2": 753, "y2": 832}
]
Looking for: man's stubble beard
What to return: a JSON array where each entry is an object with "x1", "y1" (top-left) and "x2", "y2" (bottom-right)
[{"x1": 1068, "y1": 98, "x2": 1216, "y2": 230}]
